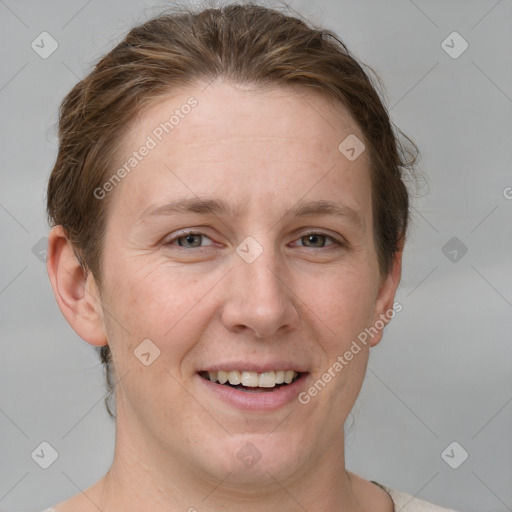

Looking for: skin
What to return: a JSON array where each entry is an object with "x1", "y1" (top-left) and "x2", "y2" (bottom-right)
[{"x1": 47, "y1": 81, "x2": 401, "y2": 512}]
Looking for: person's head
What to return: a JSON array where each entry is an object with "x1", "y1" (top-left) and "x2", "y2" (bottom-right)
[{"x1": 46, "y1": 3, "x2": 414, "y2": 487}]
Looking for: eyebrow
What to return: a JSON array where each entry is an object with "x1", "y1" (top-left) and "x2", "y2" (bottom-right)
[{"x1": 138, "y1": 197, "x2": 365, "y2": 231}]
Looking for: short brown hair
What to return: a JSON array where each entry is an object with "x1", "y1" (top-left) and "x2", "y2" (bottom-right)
[{"x1": 47, "y1": 3, "x2": 416, "y2": 418}]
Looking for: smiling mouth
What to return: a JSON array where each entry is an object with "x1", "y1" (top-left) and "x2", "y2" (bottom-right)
[{"x1": 199, "y1": 370, "x2": 303, "y2": 393}]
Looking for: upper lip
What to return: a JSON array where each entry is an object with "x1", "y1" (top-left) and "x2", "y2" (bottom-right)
[{"x1": 199, "y1": 361, "x2": 308, "y2": 373}]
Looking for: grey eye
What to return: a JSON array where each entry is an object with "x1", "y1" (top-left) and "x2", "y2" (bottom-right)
[
  {"x1": 177, "y1": 234, "x2": 203, "y2": 248},
  {"x1": 300, "y1": 234, "x2": 328, "y2": 248}
]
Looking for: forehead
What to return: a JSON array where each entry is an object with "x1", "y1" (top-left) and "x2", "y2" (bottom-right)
[
  {"x1": 107, "y1": 82, "x2": 371, "y2": 223},
  {"x1": 124, "y1": 82, "x2": 361, "y2": 156}
]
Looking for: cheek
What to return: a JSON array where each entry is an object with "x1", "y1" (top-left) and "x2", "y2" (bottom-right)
[
  {"x1": 299, "y1": 270, "x2": 375, "y2": 422},
  {"x1": 304, "y1": 264, "x2": 379, "y2": 346},
  {"x1": 102, "y1": 259, "x2": 216, "y2": 365},
  {"x1": 100, "y1": 265, "x2": 208, "y2": 417}
]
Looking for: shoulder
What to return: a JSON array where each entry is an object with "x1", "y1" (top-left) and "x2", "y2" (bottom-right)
[{"x1": 374, "y1": 482, "x2": 459, "y2": 512}]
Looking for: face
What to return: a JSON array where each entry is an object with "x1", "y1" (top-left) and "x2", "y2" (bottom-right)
[{"x1": 94, "y1": 82, "x2": 400, "y2": 486}]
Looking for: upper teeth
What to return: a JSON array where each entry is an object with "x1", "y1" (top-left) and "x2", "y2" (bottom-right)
[{"x1": 206, "y1": 370, "x2": 298, "y2": 387}]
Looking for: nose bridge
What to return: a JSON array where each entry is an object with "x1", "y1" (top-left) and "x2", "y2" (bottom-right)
[
  {"x1": 221, "y1": 238, "x2": 299, "y2": 338},
  {"x1": 243, "y1": 248, "x2": 284, "y2": 302}
]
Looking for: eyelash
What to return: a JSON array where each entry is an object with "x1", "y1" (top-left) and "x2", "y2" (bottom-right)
[{"x1": 165, "y1": 230, "x2": 343, "y2": 250}]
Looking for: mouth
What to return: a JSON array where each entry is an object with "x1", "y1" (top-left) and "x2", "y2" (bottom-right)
[
  {"x1": 199, "y1": 370, "x2": 303, "y2": 393},
  {"x1": 197, "y1": 369, "x2": 308, "y2": 410}
]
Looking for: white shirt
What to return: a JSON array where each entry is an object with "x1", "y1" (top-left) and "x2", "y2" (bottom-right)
[{"x1": 375, "y1": 482, "x2": 459, "y2": 511}]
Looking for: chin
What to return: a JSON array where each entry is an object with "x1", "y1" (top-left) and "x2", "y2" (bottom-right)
[{"x1": 197, "y1": 433, "x2": 308, "y2": 487}]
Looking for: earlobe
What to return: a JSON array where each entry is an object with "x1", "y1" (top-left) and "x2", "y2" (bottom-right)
[
  {"x1": 46, "y1": 225, "x2": 107, "y2": 347},
  {"x1": 369, "y1": 250, "x2": 403, "y2": 347}
]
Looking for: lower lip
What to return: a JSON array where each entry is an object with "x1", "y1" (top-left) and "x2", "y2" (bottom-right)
[{"x1": 197, "y1": 373, "x2": 308, "y2": 411}]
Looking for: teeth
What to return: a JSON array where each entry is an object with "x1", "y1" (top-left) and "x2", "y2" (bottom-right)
[
  {"x1": 284, "y1": 370, "x2": 295, "y2": 384},
  {"x1": 205, "y1": 370, "x2": 299, "y2": 388},
  {"x1": 228, "y1": 370, "x2": 241, "y2": 385},
  {"x1": 241, "y1": 371, "x2": 259, "y2": 387},
  {"x1": 259, "y1": 371, "x2": 276, "y2": 388}
]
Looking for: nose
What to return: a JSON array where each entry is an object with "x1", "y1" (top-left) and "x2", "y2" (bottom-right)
[{"x1": 220, "y1": 243, "x2": 300, "y2": 339}]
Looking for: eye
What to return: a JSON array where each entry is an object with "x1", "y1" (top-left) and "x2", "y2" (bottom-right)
[
  {"x1": 167, "y1": 232, "x2": 215, "y2": 249},
  {"x1": 296, "y1": 233, "x2": 337, "y2": 248},
  {"x1": 164, "y1": 230, "x2": 342, "y2": 251}
]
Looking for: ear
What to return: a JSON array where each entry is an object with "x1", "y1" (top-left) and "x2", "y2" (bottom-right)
[
  {"x1": 46, "y1": 225, "x2": 107, "y2": 346},
  {"x1": 368, "y1": 249, "x2": 403, "y2": 347}
]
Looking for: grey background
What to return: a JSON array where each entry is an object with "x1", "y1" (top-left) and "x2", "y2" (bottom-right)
[{"x1": 1, "y1": 0, "x2": 511, "y2": 511}]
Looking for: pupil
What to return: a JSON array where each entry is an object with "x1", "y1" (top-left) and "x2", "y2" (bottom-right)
[
  {"x1": 304, "y1": 234, "x2": 324, "y2": 247},
  {"x1": 179, "y1": 234, "x2": 201, "y2": 247}
]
